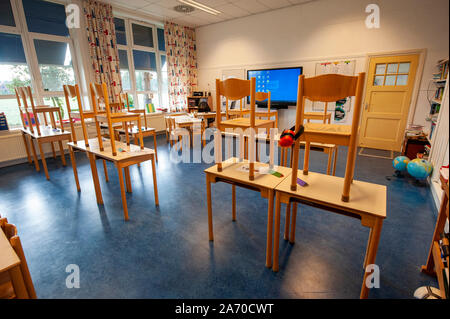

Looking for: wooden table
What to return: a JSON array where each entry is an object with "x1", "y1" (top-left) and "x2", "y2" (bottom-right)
[
  {"x1": 171, "y1": 115, "x2": 204, "y2": 147},
  {"x1": 0, "y1": 229, "x2": 29, "y2": 298},
  {"x1": 68, "y1": 138, "x2": 159, "y2": 220},
  {"x1": 21, "y1": 126, "x2": 72, "y2": 180},
  {"x1": 205, "y1": 158, "x2": 292, "y2": 267},
  {"x1": 195, "y1": 112, "x2": 226, "y2": 127},
  {"x1": 272, "y1": 170, "x2": 387, "y2": 299},
  {"x1": 116, "y1": 126, "x2": 158, "y2": 161}
]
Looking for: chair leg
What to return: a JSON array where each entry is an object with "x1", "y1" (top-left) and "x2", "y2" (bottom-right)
[
  {"x1": 266, "y1": 189, "x2": 274, "y2": 268},
  {"x1": 116, "y1": 164, "x2": 129, "y2": 221},
  {"x1": 326, "y1": 148, "x2": 333, "y2": 175},
  {"x1": 68, "y1": 146, "x2": 80, "y2": 192},
  {"x1": 51, "y1": 142, "x2": 57, "y2": 159},
  {"x1": 102, "y1": 160, "x2": 109, "y2": 182},
  {"x1": 124, "y1": 167, "x2": 132, "y2": 193},
  {"x1": 153, "y1": 132, "x2": 158, "y2": 162},
  {"x1": 332, "y1": 146, "x2": 338, "y2": 176},
  {"x1": 151, "y1": 155, "x2": 159, "y2": 206},
  {"x1": 303, "y1": 141, "x2": 310, "y2": 175},
  {"x1": 21, "y1": 132, "x2": 32, "y2": 164},
  {"x1": 272, "y1": 192, "x2": 282, "y2": 272},
  {"x1": 232, "y1": 184, "x2": 236, "y2": 221}
]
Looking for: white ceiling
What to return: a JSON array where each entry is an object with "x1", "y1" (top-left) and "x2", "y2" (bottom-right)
[{"x1": 106, "y1": 0, "x2": 314, "y2": 28}]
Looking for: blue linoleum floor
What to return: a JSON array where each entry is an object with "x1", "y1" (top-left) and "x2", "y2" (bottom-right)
[{"x1": 0, "y1": 135, "x2": 439, "y2": 298}]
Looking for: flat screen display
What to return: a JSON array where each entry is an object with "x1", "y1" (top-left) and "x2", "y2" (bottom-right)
[{"x1": 247, "y1": 67, "x2": 302, "y2": 108}]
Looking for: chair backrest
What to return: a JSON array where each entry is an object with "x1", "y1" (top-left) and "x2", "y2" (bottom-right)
[
  {"x1": 15, "y1": 88, "x2": 28, "y2": 129},
  {"x1": 215, "y1": 77, "x2": 256, "y2": 179},
  {"x1": 294, "y1": 74, "x2": 362, "y2": 132},
  {"x1": 1, "y1": 221, "x2": 37, "y2": 299},
  {"x1": 255, "y1": 91, "x2": 271, "y2": 113},
  {"x1": 64, "y1": 84, "x2": 89, "y2": 146}
]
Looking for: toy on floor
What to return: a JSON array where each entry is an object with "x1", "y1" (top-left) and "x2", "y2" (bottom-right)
[
  {"x1": 407, "y1": 158, "x2": 433, "y2": 180},
  {"x1": 279, "y1": 125, "x2": 304, "y2": 148},
  {"x1": 392, "y1": 155, "x2": 410, "y2": 173}
]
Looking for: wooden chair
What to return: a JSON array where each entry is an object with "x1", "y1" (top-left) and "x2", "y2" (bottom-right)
[
  {"x1": 165, "y1": 112, "x2": 187, "y2": 144},
  {"x1": 0, "y1": 219, "x2": 37, "y2": 299},
  {"x1": 118, "y1": 93, "x2": 158, "y2": 161},
  {"x1": 255, "y1": 91, "x2": 278, "y2": 128},
  {"x1": 304, "y1": 101, "x2": 332, "y2": 124},
  {"x1": 90, "y1": 83, "x2": 143, "y2": 157},
  {"x1": 205, "y1": 77, "x2": 286, "y2": 269},
  {"x1": 15, "y1": 86, "x2": 72, "y2": 180},
  {"x1": 290, "y1": 73, "x2": 366, "y2": 202},
  {"x1": 225, "y1": 98, "x2": 250, "y2": 120}
]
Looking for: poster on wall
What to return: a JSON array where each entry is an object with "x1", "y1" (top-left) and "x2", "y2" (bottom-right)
[
  {"x1": 313, "y1": 60, "x2": 356, "y2": 124},
  {"x1": 220, "y1": 69, "x2": 246, "y2": 111}
]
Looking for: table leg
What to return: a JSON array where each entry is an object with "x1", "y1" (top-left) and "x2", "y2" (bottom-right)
[
  {"x1": 360, "y1": 218, "x2": 383, "y2": 299},
  {"x1": 206, "y1": 174, "x2": 214, "y2": 241},
  {"x1": 266, "y1": 189, "x2": 274, "y2": 268},
  {"x1": 151, "y1": 155, "x2": 159, "y2": 206},
  {"x1": 68, "y1": 146, "x2": 80, "y2": 192},
  {"x1": 284, "y1": 202, "x2": 291, "y2": 240},
  {"x1": 9, "y1": 265, "x2": 29, "y2": 299},
  {"x1": 232, "y1": 184, "x2": 236, "y2": 221},
  {"x1": 87, "y1": 153, "x2": 103, "y2": 205},
  {"x1": 37, "y1": 141, "x2": 50, "y2": 180},
  {"x1": 29, "y1": 137, "x2": 40, "y2": 172},
  {"x1": 272, "y1": 192, "x2": 282, "y2": 272},
  {"x1": 124, "y1": 166, "x2": 132, "y2": 193},
  {"x1": 21, "y1": 132, "x2": 32, "y2": 164},
  {"x1": 51, "y1": 142, "x2": 57, "y2": 159},
  {"x1": 102, "y1": 160, "x2": 109, "y2": 182},
  {"x1": 58, "y1": 141, "x2": 66, "y2": 166},
  {"x1": 153, "y1": 131, "x2": 158, "y2": 162},
  {"x1": 289, "y1": 203, "x2": 298, "y2": 244},
  {"x1": 116, "y1": 163, "x2": 129, "y2": 220}
]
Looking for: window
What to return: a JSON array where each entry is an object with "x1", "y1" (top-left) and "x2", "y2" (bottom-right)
[
  {"x1": 0, "y1": 0, "x2": 80, "y2": 128},
  {"x1": 0, "y1": 1, "x2": 16, "y2": 27},
  {"x1": 374, "y1": 62, "x2": 411, "y2": 86},
  {"x1": 115, "y1": 17, "x2": 166, "y2": 111}
]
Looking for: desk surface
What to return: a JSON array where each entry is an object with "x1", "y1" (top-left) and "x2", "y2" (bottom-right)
[
  {"x1": 0, "y1": 229, "x2": 20, "y2": 273},
  {"x1": 276, "y1": 170, "x2": 387, "y2": 219},
  {"x1": 21, "y1": 127, "x2": 71, "y2": 139},
  {"x1": 68, "y1": 138, "x2": 154, "y2": 162},
  {"x1": 304, "y1": 123, "x2": 351, "y2": 135},
  {"x1": 205, "y1": 157, "x2": 291, "y2": 190}
]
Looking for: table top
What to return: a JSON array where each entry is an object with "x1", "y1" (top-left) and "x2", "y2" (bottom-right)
[
  {"x1": 304, "y1": 123, "x2": 351, "y2": 135},
  {"x1": 204, "y1": 157, "x2": 292, "y2": 190},
  {"x1": 21, "y1": 126, "x2": 71, "y2": 139},
  {"x1": 68, "y1": 138, "x2": 154, "y2": 162},
  {"x1": 171, "y1": 115, "x2": 203, "y2": 124},
  {"x1": 0, "y1": 229, "x2": 20, "y2": 273},
  {"x1": 275, "y1": 170, "x2": 387, "y2": 219}
]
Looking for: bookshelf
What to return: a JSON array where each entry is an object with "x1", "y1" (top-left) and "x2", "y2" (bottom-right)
[{"x1": 428, "y1": 59, "x2": 449, "y2": 141}]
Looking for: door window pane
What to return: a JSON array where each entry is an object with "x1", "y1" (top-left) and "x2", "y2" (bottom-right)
[
  {"x1": 375, "y1": 64, "x2": 386, "y2": 75},
  {"x1": 0, "y1": 33, "x2": 31, "y2": 96},
  {"x1": 157, "y1": 28, "x2": 165, "y2": 51},
  {"x1": 119, "y1": 50, "x2": 131, "y2": 91},
  {"x1": 34, "y1": 39, "x2": 75, "y2": 91},
  {"x1": 398, "y1": 63, "x2": 410, "y2": 74},
  {"x1": 114, "y1": 18, "x2": 127, "y2": 45},
  {"x1": 0, "y1": 0, "x2": 15, "y2": 27},
  {"x1": 386, "y1": 63, "x2": 398, "y2": 74},
  {"x1": 23, "y1": 0, "x2": 69, "y2": 36},
  {"x1": 396, "y1": 74, "x2": 408, "y2": 86},
  {"x1": 373, "y1": 75, "x2": 384, "y2": 86},
  {"x1": 132, "y1": 24, "x2": 153, "y2": 48},
  {"x1": 385, "y1": 75, "x2": 396, "y2": 86}
]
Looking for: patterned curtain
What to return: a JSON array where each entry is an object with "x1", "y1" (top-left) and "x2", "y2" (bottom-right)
[
  {"x1": 165, "y1": 22, "x2": 198, "y2": 112},
  {"x1": 83, "y1": 0, "x2": 122, "y2": 102}
]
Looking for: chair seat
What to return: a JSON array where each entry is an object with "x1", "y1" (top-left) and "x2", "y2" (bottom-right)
[
  {"x1": 304, "y1": 123, "x2": 351, "y2": 135},
  {"x1": 26, "y1": 105, "x2": 60, "y2": 113},
  {"x1": 220, "y1": 118, "x2": 274, "y2": 129}
]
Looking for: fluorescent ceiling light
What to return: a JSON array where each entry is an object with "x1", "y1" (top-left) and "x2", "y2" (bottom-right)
[{"x1": 178, "y1": 0, "x2": 221, "y2": 15}]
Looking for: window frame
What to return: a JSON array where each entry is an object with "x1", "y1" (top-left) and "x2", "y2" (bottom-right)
[
  {"x1": 116, "y1": 16, "x2": 166, "y2": 110},
  {"x1": 0, "y1": 0, "x2": 81, "y2": 128}
]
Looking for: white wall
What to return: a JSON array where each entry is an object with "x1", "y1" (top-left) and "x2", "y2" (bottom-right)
[{"x1": 196, "y1": 0, "x2": 449, "y2": 129}]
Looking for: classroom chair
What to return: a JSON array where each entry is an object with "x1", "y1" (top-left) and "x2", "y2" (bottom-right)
[
  {"x1": 90, "y1": 83, "x2": 143, "y2": 156},
  {"x1": 118, "y1": 93, "x2": 158, "y2": 161},
  {"x1": 290, "y1": 72, "x2": 366, "y2": 202},
  {"x1": 0, "y1": 218, "x2": 37, "y2": 299}
]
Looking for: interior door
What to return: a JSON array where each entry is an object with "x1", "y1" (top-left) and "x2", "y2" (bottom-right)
[{"x1": 359, "y1": 54, "x2": 419, "y2": 151}]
